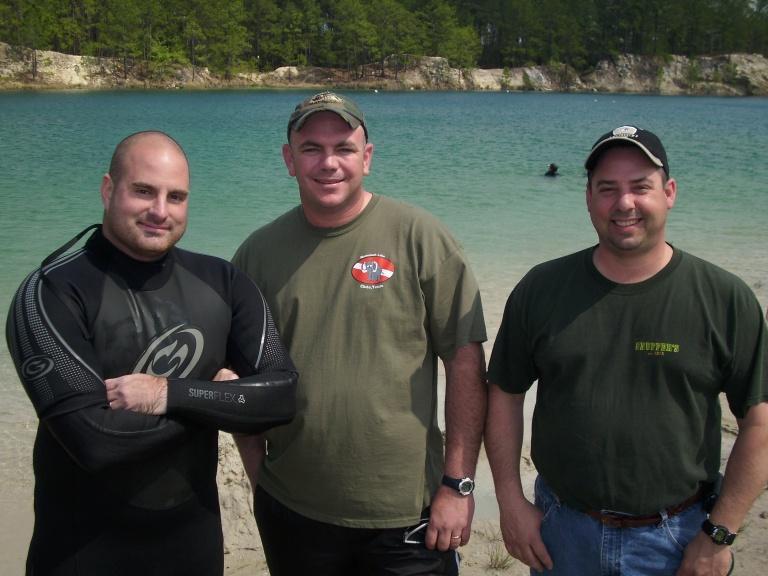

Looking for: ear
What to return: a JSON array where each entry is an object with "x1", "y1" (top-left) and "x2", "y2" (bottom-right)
[
  {"x1": 362, "y1": 142, "x2": 374, "y2": 176},
  {"x1": 585, "y1": 181, "x2": 593, "y2": 213},
  {"x1": 282, "y1": 144, "x2": 296, "y2": 177},
  {"x1": 100, "y1": 174, "x2": 114, "y2": 209},
  {"x1": 664, "y1": 177, "x2": 677, "y2": 209}
]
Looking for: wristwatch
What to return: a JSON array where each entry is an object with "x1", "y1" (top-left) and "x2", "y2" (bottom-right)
[
  {"x1": 701, "y1": 518, "x2": 737, "y2": 545},
  {"x1": 441, "y1": 475, "x2": 475, "y2": 496}
]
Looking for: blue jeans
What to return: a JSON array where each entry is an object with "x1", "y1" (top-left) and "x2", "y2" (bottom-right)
[{"x1": 534, "y1": 476, "x2": 707, "y2": 576}]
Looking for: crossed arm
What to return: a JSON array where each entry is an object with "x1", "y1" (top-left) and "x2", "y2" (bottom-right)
[{"x1": 105, "y1": 368, "x2": 297, "y2": 434}]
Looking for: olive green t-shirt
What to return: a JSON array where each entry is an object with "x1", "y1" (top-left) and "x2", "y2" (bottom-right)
[
  {"x1": 233, "y1": 195, "x2": 486, "y2": 527},
  {"x1": 488, "y1": 247, "x2": 767, "y2": 515}
]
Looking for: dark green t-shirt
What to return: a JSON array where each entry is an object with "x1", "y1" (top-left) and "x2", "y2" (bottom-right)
[
  {"x1": 488, "y1": 247, "x2": 767, "y2": 515},
  {"x1": 233, "y1": 195, "x2": 486, "y2": 527}
]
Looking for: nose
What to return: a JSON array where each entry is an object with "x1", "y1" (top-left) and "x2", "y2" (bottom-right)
[
  {"x1": 147, "y1": 195, "x2": 168, "y2": 221},
  {"x1": 615, "y1": 188, "x2": 635, "y2": 211},
  {"x1": 319, "y1": 152, "x2": 339, "y2": 170}
]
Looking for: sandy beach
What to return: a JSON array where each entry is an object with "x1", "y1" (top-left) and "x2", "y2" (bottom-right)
[
  {"x1": 2, "y1": 335, "x2": 767, "y2": 575},
  {"x1": 1, "y1": 387, "x2": 767, "y2": 575},
  {"x1": 2, "y1": 292, "x2": 766, "y2": 575},
  {"x1": 213, "y1": 391, "x2": 768, "y2": 576}
]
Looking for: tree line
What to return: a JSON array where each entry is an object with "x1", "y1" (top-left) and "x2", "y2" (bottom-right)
[{"x1": 1, "y1": 0, "x2": 767, "y2": 78}]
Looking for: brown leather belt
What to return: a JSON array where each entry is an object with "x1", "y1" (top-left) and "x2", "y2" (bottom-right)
[{"x1": 585, "y1": 485, "x2": 709, "y2": 528}]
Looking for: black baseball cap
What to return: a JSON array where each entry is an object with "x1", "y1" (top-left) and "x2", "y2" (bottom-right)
[
  {"x1": 287, "y1": 91, "x2": 368, "y2": 141},
  {"x1": 585, "y1": 126, "x2": 669, "y2": 176}
]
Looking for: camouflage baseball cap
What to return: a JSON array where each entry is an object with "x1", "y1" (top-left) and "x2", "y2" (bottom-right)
[{"x1": 287, "y1": 92, "x2": 368, "y2": 141}]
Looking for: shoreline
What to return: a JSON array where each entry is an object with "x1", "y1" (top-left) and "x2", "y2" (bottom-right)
[{"x1": 2, "y1": 43, "x2": 768, "y2": 96}]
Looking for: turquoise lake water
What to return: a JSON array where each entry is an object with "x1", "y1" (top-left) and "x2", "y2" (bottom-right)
[{"x1": 1, "y1": 91, "x2": 767, "y2": 521}]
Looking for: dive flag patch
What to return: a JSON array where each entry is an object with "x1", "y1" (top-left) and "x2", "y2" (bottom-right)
[{"x1": 351, "y1": 255, "x2": 395, "y2": 286}]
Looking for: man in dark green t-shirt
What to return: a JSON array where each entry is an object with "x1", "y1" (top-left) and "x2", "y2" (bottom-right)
[
  {"x1": 486, "y1": 126, "x2": 768, "y2": 576},
  {"x1": 232, "y1": 92, "x2": 487, "y2": 575}
]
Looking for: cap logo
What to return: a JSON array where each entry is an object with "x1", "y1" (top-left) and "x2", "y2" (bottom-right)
[
  {"x1": 612, "y1": 126, "x2": 638, "y2": 138},
  {"x1": 308, "y1": 92, "x2": 345, "y2": 105}
]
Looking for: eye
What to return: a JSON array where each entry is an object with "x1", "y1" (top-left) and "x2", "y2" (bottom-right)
[{"x1": 168, "y1": 192, "x2": 188, "y2": 203}]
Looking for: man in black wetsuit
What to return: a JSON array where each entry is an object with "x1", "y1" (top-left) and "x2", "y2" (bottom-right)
[{"x1": 6, "y1": 131, "x2": 298, "y2": 576}]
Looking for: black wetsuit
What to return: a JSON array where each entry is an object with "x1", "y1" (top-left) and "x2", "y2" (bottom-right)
[{"x1": 6, "y1": 227, "x2": 297, "y2": 576}]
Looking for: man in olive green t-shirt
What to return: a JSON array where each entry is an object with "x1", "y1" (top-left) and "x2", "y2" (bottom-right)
[
  {"x1": 486, "y1": 126, "x2": 768, "y2": 576},
  {"x1": 232, "y1": 92, "x2": 487, "y2": 575}
]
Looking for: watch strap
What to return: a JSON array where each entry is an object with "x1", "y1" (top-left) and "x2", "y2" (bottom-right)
[{"x1": 441, "y1": 475, "x2": 475, "y2": 495}]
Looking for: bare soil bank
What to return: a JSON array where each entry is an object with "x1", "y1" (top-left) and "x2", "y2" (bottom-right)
[{"x1": 2, "y1": 42, "x2": 768, "y2": 96}]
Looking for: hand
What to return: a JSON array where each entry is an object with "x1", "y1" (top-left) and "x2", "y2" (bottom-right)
[
  {"x1": 214, "y1": 367, "x2": 239, "y2": 381},
  {"x1": 425, "y1": 485, "x2": 474, "y2": 551},
  {"x1": 498, "y1": 497, "x2": 553, "y2": 573},
  {"x1": 676, "y1": 532, "x2": 733, "y2": 576},
  {"x1": 233, "y1": 432, "x2": 264, "y2": 489},
  {"x1": 105, "y1": 374, "x2": 168, "y2": 415}
]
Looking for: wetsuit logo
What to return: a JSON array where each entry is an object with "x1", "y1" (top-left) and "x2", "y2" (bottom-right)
[
  {"x1": 21, "y1": 355, "x2": 55, "y2": 380},
  {"x1": 351, "y1": 255, "x2": 395, "y2": 287},
  {"x1": 133, "y1": 325, "x2": 204, "y2": 378}
]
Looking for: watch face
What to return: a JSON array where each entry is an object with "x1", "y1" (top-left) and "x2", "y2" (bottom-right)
[
  {"x1": 712, "y1": 527, "x2": 728, "y2": 544},
  {"x1": 458, "y1": 479, "x2": 474, "y2": 495},
  {"x1": 703, "y1": 519, "x2": 736, "y2": 545}
]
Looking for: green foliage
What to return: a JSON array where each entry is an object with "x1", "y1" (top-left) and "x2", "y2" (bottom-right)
[
  {"x1": 420, "y1": 0, "x2": 479, "y2": 67},
  {"x1": 721, "y1": 61, "x2": 739, "y2": 84},
  {"x1": 198, "y1": 0, "x2": 249, "y2": 76},
  {"x1": 500, "y1": 66, "x2": 511, "y2": 90},
  {"x1": 0, "y1": 0, "x2": 767, "y2": 75},
  {"x1": 486, "y1": 541, "x2": 513, "y2": 570},
  {"x1": 684, "y1": 59, "x2": 702, "y2": 86},
  {"x1": 330, "y1": 0, "x2": 378, "y2": 76},
  {"x1": 522, "y1": 69, "x2": 534, "y2": 90}
]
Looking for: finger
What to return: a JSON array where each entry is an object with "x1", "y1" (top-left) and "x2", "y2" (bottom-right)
[
  {"x1": 531, "y1": 537, "x2": 554, "y2": 571},
  {"x1": 525, "y1": 553, "x2": 545, "y2": 572},
  {"x1": 436, "y1": 529, "x2": 455, "y2": 551},
  {"x1": 424, "y1": 525, "x2": 438, "y2": 550},
  {"x1": 214, "y1": 368, "x2": 239, "y2": 381},
  {"x1": 504, "y1": 541, "x2": 540, "y2": 572}
]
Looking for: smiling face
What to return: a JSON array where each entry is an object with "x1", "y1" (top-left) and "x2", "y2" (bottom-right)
[
  {"x1": 283, "y1": 111, "x2": 373, "y2": 228},
  {"x1": 586, "y1": 145, "x2": 676, "y2": 262},
  {"x1": 100, "y1": 134, "x2": 189, "y2": 261}
]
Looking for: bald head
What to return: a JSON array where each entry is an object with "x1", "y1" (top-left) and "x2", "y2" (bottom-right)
[
  {"x1": 100, "y1": 131, "x2": 190, "y2": 261},
  {"x1": 109, "y1": 131, "x2": 189, "y2": 186}
]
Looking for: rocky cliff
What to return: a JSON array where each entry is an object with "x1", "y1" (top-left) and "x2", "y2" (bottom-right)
[{"x1": 2, "y1": 42, "x2": 767, "y2": 95}]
